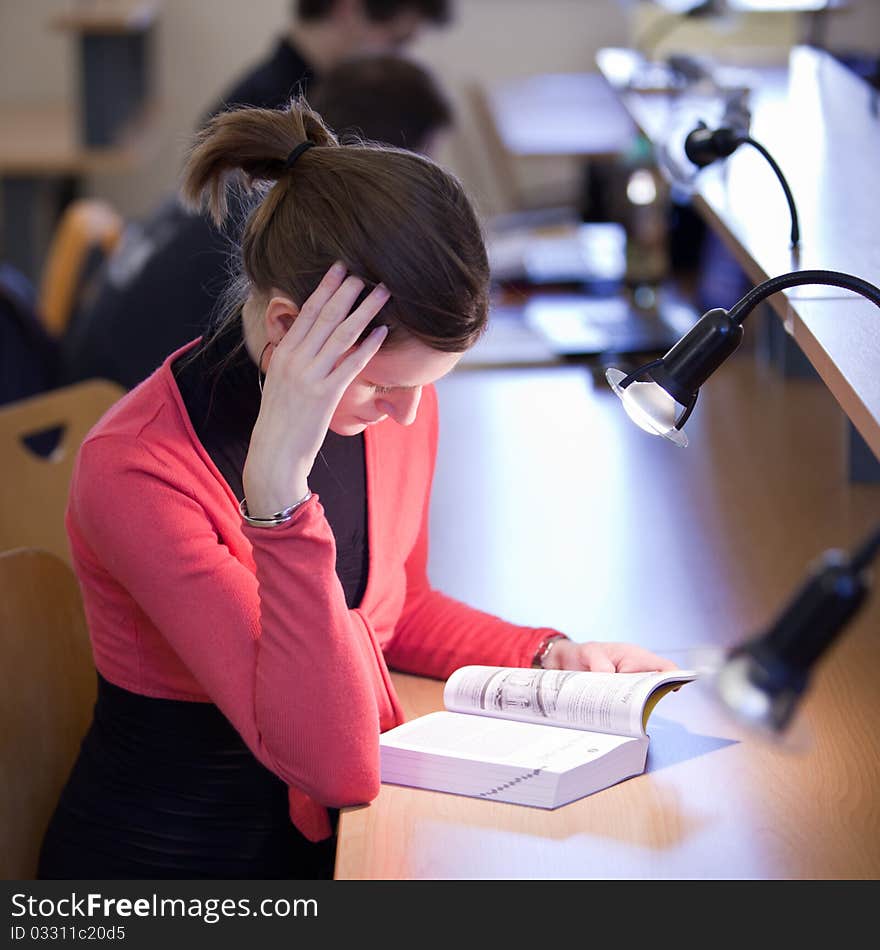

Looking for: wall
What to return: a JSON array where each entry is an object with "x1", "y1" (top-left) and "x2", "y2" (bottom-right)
[{"x1": 1, "y1": 0, "x2": 879, "y2": 225}]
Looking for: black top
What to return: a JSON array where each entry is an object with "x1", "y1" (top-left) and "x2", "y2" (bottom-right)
[
  {"x1": 62, "y1": 197, "x2": 232, "y2": 390},
  {"x1": 206, "y1": 37, "x2": 316, "y2": 120},
  {"x1": 38, "y1": 325, "x2": 368, "y2": 880},
  {"x1": 173, "y1": 321, "x2": 370, "y2": 607},
  {"x1": 62, "y1": 38, "x2": 315, "y2": 392},
  {"x1": 38, "y1": 673, "x2": 340, "y2": 879}
]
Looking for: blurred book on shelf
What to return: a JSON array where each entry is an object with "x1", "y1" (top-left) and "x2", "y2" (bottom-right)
[
  {"x1": 486, "y1": 210, "x2": 626, "y2": 292},
  {"x1": 522, "y1": 291, "x2": 698, "y2": 358},
  {"x1": 458, "y1": 303, "x2": 562, "y2": 369}
]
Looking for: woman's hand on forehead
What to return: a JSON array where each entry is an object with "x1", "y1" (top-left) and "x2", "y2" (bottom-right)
[{"x1": 242, "y1": 263, "x2": 391, "y2": 518}]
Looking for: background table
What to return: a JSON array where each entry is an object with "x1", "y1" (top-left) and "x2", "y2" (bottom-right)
[
  {"x1": 1, "y1": 1, "x2": 162, "y2": 282},
  {"x1": 0, "y1": 101, "x2": 161, "y2": 285}
]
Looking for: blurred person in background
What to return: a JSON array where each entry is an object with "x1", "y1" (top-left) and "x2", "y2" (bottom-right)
[
  {"x1": 62, "y1": 0, "x2": 452, "y2": 390},
  {"x1": 311, "y1": 53, "x2": 452, "y2": 154},
  {"x1": 207, "y1": 0, "x2": 451, "y2": 118}
]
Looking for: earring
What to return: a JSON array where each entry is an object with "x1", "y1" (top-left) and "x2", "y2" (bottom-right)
[{"x1": 257, "y1": 341, "x2": 272, "y2": 396}]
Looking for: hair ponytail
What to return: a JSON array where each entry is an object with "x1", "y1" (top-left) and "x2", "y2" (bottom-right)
[
  {"x1": 181, "y1": 98, "x2": 338, "y2": 226},
  {"x1": 180, "y1": 97, "x2": 489, "y2": 353}
]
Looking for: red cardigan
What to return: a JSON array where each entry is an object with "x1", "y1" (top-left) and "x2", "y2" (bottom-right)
[{"x1": 66, "y1": 344, "x2": 557, "y2": 840}]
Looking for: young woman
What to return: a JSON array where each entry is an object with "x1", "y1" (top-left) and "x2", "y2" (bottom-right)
[{"x1": 38, "y1": 100, "x2": 674, "y2": 880}]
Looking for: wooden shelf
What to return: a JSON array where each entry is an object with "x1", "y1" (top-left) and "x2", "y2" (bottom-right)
[
  {"x1": 0, "y1": 99, "x2": 162, "y2": 176},
  {"x1": 49, "y1": 1, "x2": 160, "y2": 34}
]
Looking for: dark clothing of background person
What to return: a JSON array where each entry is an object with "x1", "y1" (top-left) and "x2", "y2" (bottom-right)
[
  {"x1": 204, "y1": 36, "x2": 315, "y2": 122},
  {"x1": 62, "y1": 198, "x2": 232, "y2": 390},
  {"x1": 62, "y1": 38, "x2": 315, "y2": 391}
]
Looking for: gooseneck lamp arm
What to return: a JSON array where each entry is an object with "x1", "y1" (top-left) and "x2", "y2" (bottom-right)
[
  {"x1": 716, "y1": 522, "x2": 880, "y2": 734},
  {"x1": 727, "y1": 269, "x2": 880, "y2": 324},
  {"x1": 606, "y1": 269, "x2": 880, "y2": 446},
  {"x1": 742, "y1": 137, "x2": 800, "y2": 248},
  {"x1": 684, "y1": 124, "x2": 801, "y2": 247}
]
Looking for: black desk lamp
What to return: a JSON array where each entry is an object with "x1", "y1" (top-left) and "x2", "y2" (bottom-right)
[
  {"x1": 683, "y1": 119, "x2": 801, "y2": 247},
  {"x1": 605, "y1": 269, "x2": 880, "y2": 447},
  {"x1": 714, "y1": 523, "x2": 880, "y2": 735},
  {"x1": 606, "y1": 268, "x2": 880, "y2": 735}
]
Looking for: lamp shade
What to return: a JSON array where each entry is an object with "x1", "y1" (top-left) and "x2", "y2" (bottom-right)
[
  {"x1": 683, "y1": 122, "x2": 743, "y2": 167},
  {"x1": 605, "y1": 308, "x2": 744, "y2": 444},
  {"x1": 605, "y1": 368, "x2": 689, "y2": 446},
  {"x1": 607, "y1": 271, "x2": 880, "y2": 445}
]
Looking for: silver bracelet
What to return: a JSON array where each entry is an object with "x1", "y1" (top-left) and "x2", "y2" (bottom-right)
[
  {"x1": 239, "y1": 490, "x2": 312, "y2": 528},
  {"x1": 531, "y1": 634, "x2": 568, "y2": 669}
]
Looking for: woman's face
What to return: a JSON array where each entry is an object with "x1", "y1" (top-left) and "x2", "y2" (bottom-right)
[{"x1": 330, "y1": 337, "x2": 463, "y2": 436}]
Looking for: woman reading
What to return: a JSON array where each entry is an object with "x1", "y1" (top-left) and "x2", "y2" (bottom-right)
[{"x1": 39, "y1": 100, "x2": 674, "y2": 879}]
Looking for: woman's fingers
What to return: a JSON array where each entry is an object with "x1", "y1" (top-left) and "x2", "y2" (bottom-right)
[
  {"x1": 575, "y1": 643, "x2": 617, "y2": 673},
  {"x1": 277, "y1": 262, "x2": 348, "y2": 351},
  {"x1": 328, "y1": 324, "x2": 389, "y2": 388},
  {"x1": 552, "y1": 640, "x2": 680, "y2": 673},
  {"x1": 267, "y1": 265, "x2": 390, "y2": 385},
  {"x1": 300, "y1": 275, "x2": 378, "y2": 357},
  {"x1": 613, "y1": 646, "x2": 679, "y2": 673},
  {"x1": 596, "y1": 642, "x2": 679, "y2": 673},
  {"x1": 314, "y1": 284, "x2": 390, "y2": 374}
]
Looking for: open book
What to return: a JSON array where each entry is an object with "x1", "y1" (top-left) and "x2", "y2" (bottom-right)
[{"x1": 380, "y1": 665, "x2": 697, "y2": 809}]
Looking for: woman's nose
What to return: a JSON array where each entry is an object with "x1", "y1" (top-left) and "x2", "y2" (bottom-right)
[{"x1": 376, "y1": 387, "x2": 422, "y2": 426}]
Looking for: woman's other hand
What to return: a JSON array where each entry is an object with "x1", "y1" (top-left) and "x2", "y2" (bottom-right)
[{"x1": 547, "y1": 640, "x2": 678, "y2": 673}]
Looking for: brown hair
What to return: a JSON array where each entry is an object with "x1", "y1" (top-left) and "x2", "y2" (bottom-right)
[
  {"x1": 180, "y1": 97, "x2": 488, "y2": 353},
  {"x1": 311, "y1": 54, "x2": 452, "y2": 153},
  {"x1": 296, "y1": 0, "x2": 451, "y2": 24}
]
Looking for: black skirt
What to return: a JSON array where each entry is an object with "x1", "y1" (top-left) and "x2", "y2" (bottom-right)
[{"x1": 38, "y1": 674, "x2": 338, "y2": 879}]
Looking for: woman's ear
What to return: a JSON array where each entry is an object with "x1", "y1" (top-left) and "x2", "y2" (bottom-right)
[{"x1": 264, "y1": 293, "x2": 300, "y2": 344}]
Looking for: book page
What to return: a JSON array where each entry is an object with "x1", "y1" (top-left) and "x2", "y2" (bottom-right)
[{"x1": 443, "y1": 666, "x2": 696, "y2": 738}]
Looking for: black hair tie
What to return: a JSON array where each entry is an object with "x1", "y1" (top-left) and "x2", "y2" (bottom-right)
[{"x1": 285, "y1": 141, "x2": 316, "y2": 170}]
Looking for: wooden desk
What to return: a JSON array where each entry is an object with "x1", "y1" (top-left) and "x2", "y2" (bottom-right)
[
  {"x1": 457, "y1": 305, "x2": 563, "y2": 370},
  {"x1": 595, "y1": 46, "x2": 880, "y2": 463},
  {"x1": 335, "y1": 356, "x2": 880, "y2": 879},
  {"x1": 0, "y1": 101, "x2": 162, "y2": 177},
  {"x1": 782, "y1": 296, "x2": 880, "y2": 464}
]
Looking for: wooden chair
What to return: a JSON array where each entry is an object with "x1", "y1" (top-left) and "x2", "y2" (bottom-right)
[
  {"x1": 467, "y1": 81, "x2": 530, "y2": 213},
  {"x1": 37, "y1": 198, "x2": 124, "y2": 337},
  {"x1": 0, "y1": 548, "x2": 96, "y2": 880},
  {"x1": 468, "y1": 76, "x2": 635, "y2": 215},
  {"x1": 0, "y1": 379, "x2": 125, "y2": 564}
]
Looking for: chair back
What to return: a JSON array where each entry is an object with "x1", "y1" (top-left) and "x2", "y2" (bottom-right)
[
  {"x1": 0, "y1": 548, "x2": 95, "y2": 880},
  {"x1": 0, "y1": 380, "x2": 125, "y2": 563},
  {"x1": 467, "y1": 82, "x2": 527, "y2": 213},
  {"x1": 38, "y1": 199, "x2": 124, "y2": 337}
]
